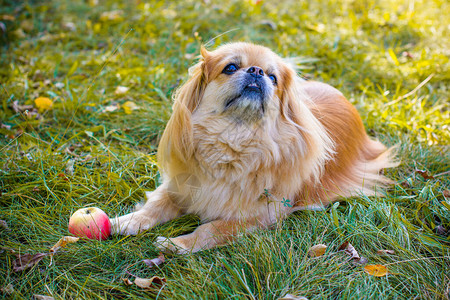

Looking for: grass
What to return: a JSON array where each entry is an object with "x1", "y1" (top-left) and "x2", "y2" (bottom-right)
[{"x1": 0, "y1": 0, "x2": 449, "y2": 298}]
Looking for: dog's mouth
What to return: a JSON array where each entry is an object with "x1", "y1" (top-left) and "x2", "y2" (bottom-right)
[
  {"x1": 244, "y1": 82, "x2": 262, "y2": 93},
  {"x1": 225, "y1": 81, "x2": 265, "y2": 109}
]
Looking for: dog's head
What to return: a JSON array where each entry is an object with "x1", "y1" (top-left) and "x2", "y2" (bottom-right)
[
  {"x1": 158, "y1": 42, "x2": 329, "y2": 176},
  {"x1": 195, "y1": 43, "x2": 294, "y2": 122}
]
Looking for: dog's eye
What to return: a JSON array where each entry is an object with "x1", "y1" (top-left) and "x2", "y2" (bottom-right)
[
  {"x1": 223, "y1": 63, "x2": 239, "y2": 75},
  {"x1": 268, "y1": 74, "x2": 277, "y2": 85}
]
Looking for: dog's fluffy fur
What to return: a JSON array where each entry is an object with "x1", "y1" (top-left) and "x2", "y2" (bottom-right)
[{"x1": 111, "y1": 42, "x2": 396, "y2": 254}]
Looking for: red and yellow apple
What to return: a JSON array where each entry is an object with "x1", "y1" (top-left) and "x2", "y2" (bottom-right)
[{"x1": 68, "y1": 207, "x2": 111, "y2": 240}]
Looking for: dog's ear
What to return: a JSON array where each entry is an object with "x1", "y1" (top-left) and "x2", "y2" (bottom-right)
[
  {"x1": 278, "y1": 65, "x2": 334, "y2": 182},
  {"x1": 158, "y1": 53, "x2": 207, "y2": 171},
  {"x1": 278, "y1": 66, "x2": 309, "y2": 132}
]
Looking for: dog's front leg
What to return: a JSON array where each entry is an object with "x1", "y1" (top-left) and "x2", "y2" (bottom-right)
[
  {"x1": 154, "y1": 218, "x2": 259, "y2": 254},
  {"x1": 111, "y1": 183, "x2": 182, "y2": 235}
]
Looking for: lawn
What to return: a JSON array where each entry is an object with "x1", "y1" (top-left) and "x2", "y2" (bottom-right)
[{"x1": 1, "y1": 0, "x2": 449, "y2": 298}]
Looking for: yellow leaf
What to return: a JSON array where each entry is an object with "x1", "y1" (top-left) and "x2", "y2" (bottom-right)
[
  {"x1": 34, "y1": 97, "x2": 53, "y2": 111},
  {"x1": 123, "y1": 101, "x2": 139, "y2": 114},
  {"x1": 364, "y1": 264, "x2": 388, "y2": 277},
  {"x1": 50, "y1": 236, "x2": 79, "y2": 254},
  {"x1": 308, "y1": 244, "x2": 327, "y2": 257}
]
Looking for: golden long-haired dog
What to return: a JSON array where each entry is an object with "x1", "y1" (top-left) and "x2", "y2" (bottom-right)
[{"x1": 111, "y1": 42, "x2": 396, "y2": 254}]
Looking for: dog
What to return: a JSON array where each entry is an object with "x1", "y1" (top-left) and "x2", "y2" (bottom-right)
[{"x1": 111, "y1": 42, "x2": 396, "y2": 254}]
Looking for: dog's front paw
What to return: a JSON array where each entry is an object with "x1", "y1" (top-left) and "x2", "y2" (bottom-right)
[
  {"x1": 110, "y1": 213, "x2": 152, "y2": 236},
  {"x1": 154, "y1": 236, "x2": 192, "y2": 255}
]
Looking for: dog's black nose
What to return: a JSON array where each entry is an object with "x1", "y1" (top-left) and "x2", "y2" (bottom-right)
[{"x1": 247, "y1": 66, "x2": 264, "y2": 77}]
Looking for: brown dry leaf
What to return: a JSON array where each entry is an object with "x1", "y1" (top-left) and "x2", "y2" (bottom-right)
[
  {"x1": 338, "y1": 241, "x2": 360, "y2": 259},
  {"x1": 142, "y1": 252, "x2": 165, "y2": 268},
  {"x1": 364, "y1": 264, "x2": 388, "y2": 277},
  {"x1": 376, "y1": 249, "x2": 395, "y2": 255},
  {"x1": 134, "y1": 276, "x2": 166, "y2": 289},
  {"x1": 122, "y1": 278, "x2": 133, "y2": 286},
  {"x1": 49, "y1": 236, "x2": 79, "y2": 254},
  {"x1": 12, "y1": 100, "x2": 34, "y2": 113},
  {"x1": 13, "y1": 253, "x2": 49, "y2": 272},
  {"x1": 338, "y1": 241, "x2": 367, "y2": 264},
  {"x1": 308, "y1": 244, "x2": 327, "y2": 257},
  {"x1": 415, "y1": 169, "x2": 434, "y2": 180},
  {"x1": 33, "y1": 295, "x2": 54, "y2": 300},
  {"x1": 57, "y1": 173, "x2": 69, "y2": 181}
]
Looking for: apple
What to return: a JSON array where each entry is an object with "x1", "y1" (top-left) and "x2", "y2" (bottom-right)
[{"x1": 68, "y1": 207, "x2": 111, "y2": 240}]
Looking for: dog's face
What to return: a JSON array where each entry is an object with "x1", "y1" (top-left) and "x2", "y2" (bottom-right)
[
  {"x1": 195, "y1": 43, "x2": 293, "y2": 123},
  {"x1": 158, "y1": 42, "x2": 310, "y2": 174}
]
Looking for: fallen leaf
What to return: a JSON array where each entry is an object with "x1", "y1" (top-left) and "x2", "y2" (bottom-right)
[
  {"x1": 33, "y1": 295, "x2": 54, "y2": 300},
  {"x1": 415, "y1": 169, "x2": 434, "y2": 180},
  {"x1": 65, "y1": 159, "x2": 75, "y2": 176},
  {"x1": 62, "y1": 22, "x2": 76, "y2": 31},
  {"x1": 49, "y1": 236, "x2": 79, "y2": 254},
  {"x1": 364, "y1": 264, "x2": 388, "y2": 277},
  {"x1": 338, "y1": 241, "x2": 359, "y2": 259},
  {"x1": 102, "y1": 103, "x2": 120, "y2": 113},
  {"x1": 278, "y1": 294, "x2": 308, "y2": 300},
  {"x1": 400, "y1": 181, "x2": 410, "y2": 188},
  {"x1": 57, "y1": 173, "x2": 69, "y2": 181},
  {"x1": 401, "y1": 51, "x2": 413, "y2": 59},
  {"x1": 13, "y1": 253, "x2": 49, "y2": 272},
  {"x1": 0, "y1": 284, "x2": 14, "y2": 294},
  {"x1": 0, "y1": 219, "x2": 9, "y2": 231},
  {"x1": 142, "y1": 252, "x2": 165, "y2": 268},
  {"x1": 12, "y1": 100, "x2": 34, "y2": 113},
  {"x1": 54, "y1": 82, "x2": 65, "y2": 89},
  {"x1": 376, "y1": 249, "x2": 395, "y2": 255},
  {"x1": 114, "y1": 85, "x2": 129, "y2": 95},
  {"x1": 100, "y1": 10, "x2": 124, "y2": 22},
  {"x1": 34, "y1": 97, "x2": 53, "y2": 111},
  {"x1": 308, "y1": 244, "x2": 327, "y2": 257},
  {"x1": 0, "y1": 15, "x2": 15, "y2": 21},
  {"x1": 122, "y1": 278, "x2": 133, "y2": 286},
  {"x1": 122, "y1": 101, "x2": 139, "y2": 114},
  {"x1": 338, "y1": 241, "x2": 367, "y2": 264},
  {"x1": 134, "y1": 276, "x2": 166, "y2": 289}
]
